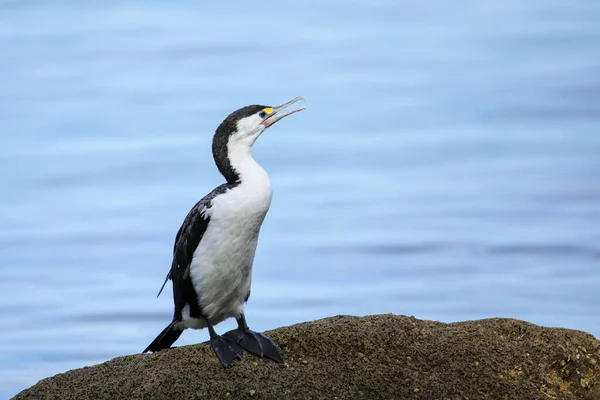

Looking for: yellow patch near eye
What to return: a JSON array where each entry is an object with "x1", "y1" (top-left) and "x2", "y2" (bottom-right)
[{"x1": 264, "y1": 107, "x2": 274, "y2": 115}]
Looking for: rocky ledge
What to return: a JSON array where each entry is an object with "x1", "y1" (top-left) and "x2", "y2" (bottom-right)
[{"x1": 13, "y1": 314, "x2": 600, "y2": 400}]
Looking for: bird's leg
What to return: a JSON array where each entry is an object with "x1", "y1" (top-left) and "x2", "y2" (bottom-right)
[
  {"x1": 222, "y1": 313, "x2": 283, "y2": 363},
  {"x1": 208, "y1": 323, "x2": 243, "y2": 368}
]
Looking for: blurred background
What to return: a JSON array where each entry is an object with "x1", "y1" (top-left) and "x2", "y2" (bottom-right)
[{"x1": 1, "y1": 0, "x2": 600, "y2": 397}]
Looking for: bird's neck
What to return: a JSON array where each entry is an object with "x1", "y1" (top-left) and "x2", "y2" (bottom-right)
[{"x1": 217, "y1": 142, "x2": 269, "y2": 188}]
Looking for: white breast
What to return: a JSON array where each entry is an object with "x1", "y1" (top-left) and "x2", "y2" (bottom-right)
[{"x1": 186, "y1": 156, "x2": 272, "y2": 327}]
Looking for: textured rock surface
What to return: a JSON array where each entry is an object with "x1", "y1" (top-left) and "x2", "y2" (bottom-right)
[{"x1": 13, "y1": 314, "x2": 600, "y2": 400}]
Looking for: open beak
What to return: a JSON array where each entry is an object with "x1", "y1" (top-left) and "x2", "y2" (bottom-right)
[{"x1": 262, "y1": 96, "x2": 306, "y2": 128}]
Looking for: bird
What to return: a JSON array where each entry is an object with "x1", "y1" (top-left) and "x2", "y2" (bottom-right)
[{"x1": 143, "y1": 96, "x2": 306, "y2": 367}]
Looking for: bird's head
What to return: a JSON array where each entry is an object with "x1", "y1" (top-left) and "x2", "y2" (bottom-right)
[
  {"x1": 212, "y1": 96, "x2": 306, "y2": 182},
  {"x1": 215, "y1": 96, "x2": 305, "y2": 147}
]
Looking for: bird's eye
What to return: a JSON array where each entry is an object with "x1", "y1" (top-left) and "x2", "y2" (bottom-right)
[{"x1": 259, "y1": 108, "x2": 273, "y2": 119}]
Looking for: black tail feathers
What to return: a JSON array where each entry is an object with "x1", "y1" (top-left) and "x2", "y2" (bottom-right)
[{"x1": 143, "y1": 321, "x2": 183, "y2": 353}]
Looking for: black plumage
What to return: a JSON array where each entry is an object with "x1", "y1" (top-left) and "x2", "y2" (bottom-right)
[
  {"x1": 156, "y1": 183, "x2": 237, "y2": 317},
  {"x1": 212, "y1": 104, "x2": 266, "y2": 184},
  {"x1": 145, "y1": 183, "x2": 236, "y2": 353}
]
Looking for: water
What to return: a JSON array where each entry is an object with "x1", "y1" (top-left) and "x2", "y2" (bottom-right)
[{"x1": 1, "y1": 1, "x2": 600, "y2": 397}]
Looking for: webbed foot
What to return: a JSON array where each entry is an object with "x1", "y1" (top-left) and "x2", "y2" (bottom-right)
[
  {"x1": 209, "y1": 335, "x2": 243, "y2": 367},
  {"x1": 223, "y1": 328, "x2": 283, "y2": 363}
]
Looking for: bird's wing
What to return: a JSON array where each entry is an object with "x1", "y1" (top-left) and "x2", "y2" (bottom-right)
[
  {"x1": 155, "y1": 223, "x2": 185, "y2": 297},
  {"x1": 170, "y1": 203, "x2": 211, "y2": 320},
  {"x1": 156, "y1": 184, "x2": 231, "y2": 307},
  {"x1": 156, "y1": 198, "x2": 210, "y2": 300}
]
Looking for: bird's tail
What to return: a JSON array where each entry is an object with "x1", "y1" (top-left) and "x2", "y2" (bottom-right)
[{"x1": 143, "y1": 321, "x2": 183, "y2": 353}]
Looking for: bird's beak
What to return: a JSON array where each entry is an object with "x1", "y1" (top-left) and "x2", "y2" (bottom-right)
[{"x1": 262, "y1": 96, "x2": 306, "y2": 128}]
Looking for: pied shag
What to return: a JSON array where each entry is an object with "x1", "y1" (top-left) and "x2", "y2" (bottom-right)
[{"x1": 143, "y1": 96, "x2": 306, "y2": 367}]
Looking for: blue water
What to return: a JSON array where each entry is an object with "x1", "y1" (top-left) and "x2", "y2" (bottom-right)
[{"x1": 1, "y1": 1, "x2": 600, "y2": 397}]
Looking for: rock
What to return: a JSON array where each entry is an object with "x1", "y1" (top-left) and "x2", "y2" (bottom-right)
[{"x1": 12, "y1": 314, "x2": 600, "y2": 400}]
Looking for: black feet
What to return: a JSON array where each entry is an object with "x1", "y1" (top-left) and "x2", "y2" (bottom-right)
[
  {"x1": 209, "y1": 335, "x2": 243, "y2": 368},
  {"x1": 223, "y1": 328, "x2": 284, "y2": 363},
  {"x1": 206, "y1": 314, "x2": 283, "y2": 367}
]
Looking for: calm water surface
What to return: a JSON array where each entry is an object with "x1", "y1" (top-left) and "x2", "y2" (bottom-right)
[{"x1": 1, "y1": 1, "x2": 600, "y2": 397}]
